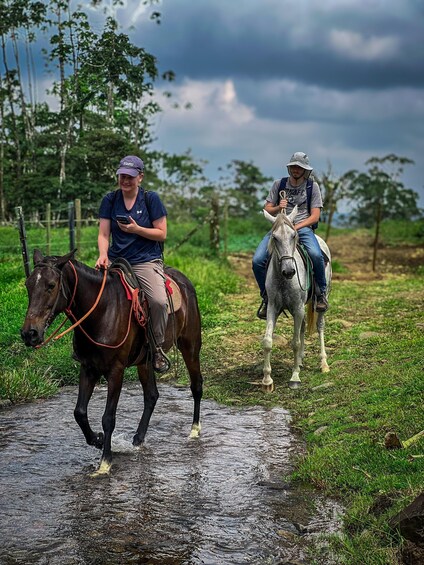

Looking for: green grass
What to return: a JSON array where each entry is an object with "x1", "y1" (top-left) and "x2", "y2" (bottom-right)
[{"x1": 1, "y1": 218, "x2": 423, "y2": 564}]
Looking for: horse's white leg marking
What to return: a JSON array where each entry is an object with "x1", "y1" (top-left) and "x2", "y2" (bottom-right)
[
  {"x1": 262, "y1": 310, "x2": 276, "y2": 387},
  {"x1": 317, "y1": 313, "x2": 329, "y2": 373},
  {"x1": 299, "y1": 317, "x2": 306, "y2": 367},
  {"x1": 189, "y1": 422, "x2": 201, "y2": 438},
  {"x1": 90, "y1": 459, "x2": 112, "y2": 478},
  {"x1": 289, "y1": 310, "x2": 304, "y2": 386}
]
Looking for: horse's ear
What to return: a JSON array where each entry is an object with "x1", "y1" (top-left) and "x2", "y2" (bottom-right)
[
  {"x1": 56, "y1": 249, "x2": 77, "y2": 269},
  {"x1": 263, "y1": 209, "x2": 276, "y2": 224},
  {"x1": 287, "y1": 205, "x2": 298, "y2": 223},
  {"x1": 33, "y1": 249, "x2": 44, "y2": 265}
]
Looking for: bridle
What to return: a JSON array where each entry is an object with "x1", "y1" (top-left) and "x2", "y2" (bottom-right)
[
  {"x1": 269, "y1": 218, "x2": 311, "y2": 293},
  {"x1": 35, "y1": 261, "x2": 133, "y2": 349}
]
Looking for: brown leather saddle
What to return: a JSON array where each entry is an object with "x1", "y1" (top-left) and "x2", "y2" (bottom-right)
[{"x1": 110, "y1": 258, "x2": 182, "y2": 328}]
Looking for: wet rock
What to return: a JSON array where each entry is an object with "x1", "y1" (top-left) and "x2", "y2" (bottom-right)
[
  {"x1": 388, "y1": 493, "x2": 424, "y2": 544},
  {"x1": 384, "y1": 432, "x2": 403, "y2": 449}
]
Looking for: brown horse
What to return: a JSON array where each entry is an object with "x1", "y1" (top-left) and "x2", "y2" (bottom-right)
[{"x1": 20, "y1": 249, "x2": 203, "y2": 476}]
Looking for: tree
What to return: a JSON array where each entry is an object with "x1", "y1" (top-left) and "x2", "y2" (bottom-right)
[
  {"x1": 316, "y1": 163, "x2": 348, "y2": 242},
  {"x1": 221, "y1": 160, "x2": 272, "y2": 217},
  {"x1": 343, "y1": 154, "x2": 420, "y2": 271}
]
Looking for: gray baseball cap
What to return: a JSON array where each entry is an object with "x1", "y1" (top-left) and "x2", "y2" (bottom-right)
[{"x1": 116, "y1": 155, "x2": 144, "y2": 176}]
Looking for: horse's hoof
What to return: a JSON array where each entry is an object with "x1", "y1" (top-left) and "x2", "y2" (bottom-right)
[
  {"x1": 288, "y1": 380, "x2": 301, "y2": 390},
  {"x1": 321, "y1": 366, "x2": 330, "y2": 374},
  {"x1": 89, "y1": 459, "x2": 111, "y2": 478},
  {"x1": 132, "y1": 434, "x2": 145, "y2": 447},
  {"x1": 262, "y1": 383, "x2": 275, "y2": 393},
  {"x1": 189, "y1": 423, "x2": 201, "y2": 439}
]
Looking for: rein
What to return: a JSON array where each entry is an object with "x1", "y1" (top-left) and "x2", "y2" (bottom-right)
[
  {"x1": 37, "y1": 262, "x2": 134, "y2": 349},
  {"x1": 270, "y1": 218, "x2": 312, "y2": 293}
]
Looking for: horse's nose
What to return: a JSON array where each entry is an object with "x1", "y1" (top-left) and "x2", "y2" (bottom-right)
[
  {"x1": 20, "y1": 327, "x2": 41, "y2": 347},
  {"x1": 282, "y1": 268, "x2": 295, "y2": 279}
]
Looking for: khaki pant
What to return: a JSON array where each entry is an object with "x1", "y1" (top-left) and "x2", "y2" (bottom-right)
[{"x1": 132, "y1": 260, "x2": 168, "y2": 346}]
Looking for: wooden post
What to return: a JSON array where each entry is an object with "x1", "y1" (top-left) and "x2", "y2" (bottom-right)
[
  {"x1": 68, "y1": 201, "x2": 75, "y2": 252},
  {"x1": 223, "y1": 197, "x2": 228, "y2": 258},
  {"x1": 15, "y1": 206, "x2": 31, "y2": 277},
  {"x1": 46, "y1": 203, "x2": 51, "y2": 255},
  {"x1": 75, "y1": 198, "x2": 81, "y2": 254},
  {"x1": 209, "y1": 193, "x2": 220, "y2": 255}
]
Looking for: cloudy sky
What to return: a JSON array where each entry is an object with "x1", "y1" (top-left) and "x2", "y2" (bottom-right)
[{"x1": 88, "y1": 1, "x2": 424, "y2": 206}]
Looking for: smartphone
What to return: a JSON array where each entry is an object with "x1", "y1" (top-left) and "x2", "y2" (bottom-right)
[{"x1": 116, "y1": 215, "x2": 131, "y2": 224}]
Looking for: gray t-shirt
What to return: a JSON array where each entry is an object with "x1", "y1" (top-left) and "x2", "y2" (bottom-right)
[{"x1": 265, "y1": 178, "x2": 323, "y2": 224}]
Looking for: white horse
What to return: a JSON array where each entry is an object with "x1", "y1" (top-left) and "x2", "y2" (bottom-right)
[{"x1": 262, "y1": 207, "x2": 331, "y2": 390}]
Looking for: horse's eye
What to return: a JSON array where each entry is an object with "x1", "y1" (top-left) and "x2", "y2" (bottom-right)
[{"x1": 47, "y1": 282, "x2": 56, "y2": 292}]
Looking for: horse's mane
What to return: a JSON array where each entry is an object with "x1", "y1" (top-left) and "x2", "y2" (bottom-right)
[
  {"x1": 268, "y1": 213, "x2": 297, "y2": 254},
  {"x1": 271, "y1": 212, "x2": 296, "y2": 233},
  {"x1": 37, "y1": 255, "x2": 105, "y2": 284}
]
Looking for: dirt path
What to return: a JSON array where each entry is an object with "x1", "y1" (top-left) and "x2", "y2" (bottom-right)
[{"x1": 229, "y1": 232, "x2": 424, "y2": 284}]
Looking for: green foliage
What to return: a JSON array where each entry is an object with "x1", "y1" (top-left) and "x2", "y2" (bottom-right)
[
  {"x1": 343, "y1": 154, "x2": 420, "y2": 227},
  {"x1": 1, "y1": 218, "x2": 423, "y2": 564},
  {"x1": 221, "y1": 159, "x2": 273, "y2": 216}
]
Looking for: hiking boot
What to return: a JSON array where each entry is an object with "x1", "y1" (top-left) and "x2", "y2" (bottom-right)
[
  {"x1": 257, "y1": 299, "x2": 268, "y2": 320},
  {"x1": 153, "y1": 349, "x2": 171, "y2": 374},
  {"x1": 315, "y1": 294, "x2": 329, "y2": 313}
]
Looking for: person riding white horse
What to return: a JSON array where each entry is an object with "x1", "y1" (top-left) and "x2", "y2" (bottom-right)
[{"x1": 252, "y1": 151, "x2": 329, "y2": 319}]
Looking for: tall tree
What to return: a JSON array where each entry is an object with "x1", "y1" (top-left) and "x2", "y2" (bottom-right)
[
  {"x1": 221, "y1": 160, "x2": 272, "y2": 217},
  {"x1": 342, "y1": 154, "x2": 420, "y2": 271},
  {"x1": 316, "y1": 163, "x2": 348, "y2": 241}
]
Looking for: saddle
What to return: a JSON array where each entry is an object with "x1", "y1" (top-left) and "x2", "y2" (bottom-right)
[
  {"x1": 296, "y1": 244, "x2": 330, "y2": 301},
  {"x1": 109, "y1": 258, "x2": 182, "y2": 328}
]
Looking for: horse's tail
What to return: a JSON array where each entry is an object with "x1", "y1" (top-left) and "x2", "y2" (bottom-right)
[{"x1": 307, "y1": 301, "x2": 317, "y2": 335}]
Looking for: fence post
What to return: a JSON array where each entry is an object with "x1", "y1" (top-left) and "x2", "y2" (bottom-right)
[
  {"x1": 15, "y1": 206, "x2": 31, "y2": 278},
  {"x1": 223, "y1": 197, "x2": 228, "y2": 258},
  {"x1": 46, "y1": 203, "x2": 51, "y2": 255},
  {"x1": 68, "y1": 201, "x2": 75, "y2": 252},
  {"x1": 209, "y1": 193, "x2": 220, "y2": 255},
  {"x1": 75, "y1": 198, "x2": 81, "y2": 254}
]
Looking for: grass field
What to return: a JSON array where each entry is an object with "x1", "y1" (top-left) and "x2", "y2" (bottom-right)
[{"x1": 1, "y1": 217, "x2": 423, "y2": 564}]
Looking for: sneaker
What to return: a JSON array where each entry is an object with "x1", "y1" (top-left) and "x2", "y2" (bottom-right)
[
  {"x1": 257, "y1": 300, "x2": 268, "y2": 320},
  {"x1": 153, "y1": 350, "x2": 171, "y2": 374},
  {"x1": 315, "y1": 294, "x2": 329, "y2": 312}
]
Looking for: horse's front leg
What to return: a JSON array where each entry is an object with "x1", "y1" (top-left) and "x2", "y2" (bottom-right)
[
  {"x1": 74, "y1": 364, "x2": 104, "y2": 449},
  {"x1": 133, "y1": 362, "x2": 159, "y2": 446},
  {"x1": 317, "y1": 312, "x2": 330, "y2": 373},
  {"x1": 92, "y1": 366, "x2": 124, "y2": 477},
  {"x1": 262, "y1": 304, "x2": 278, "y2": 392},
  {"x1": 178, "y1": 335, "x2": 203, "y2": 439},
  {"x1": 289, "y1": 310, "x2": 305, "y2": 389}
]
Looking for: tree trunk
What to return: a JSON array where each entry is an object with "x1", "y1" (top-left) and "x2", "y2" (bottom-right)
[
  {"x1": 209, "y1": 195, "x2": 220, "y2": 254},
  {"x1": 372, "y1": 201, "x2": 382, "y2": 272}
]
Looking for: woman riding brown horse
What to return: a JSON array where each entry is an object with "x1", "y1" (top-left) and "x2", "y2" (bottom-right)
[{"x1": 21, "y1": 249, "x2": 203, "y2": 476}]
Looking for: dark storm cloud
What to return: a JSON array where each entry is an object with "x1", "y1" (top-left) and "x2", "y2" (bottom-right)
[{"x1": 136, "y1": 0, "x2": 424, "y2": 90}]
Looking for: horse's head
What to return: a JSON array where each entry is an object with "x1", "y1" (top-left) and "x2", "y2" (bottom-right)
[
  {"x1": 20, "y1": 249, "x2": 76, "y2": 347},
  {"x1": 265, "y1": 207, "x2": 299, "y2": 279}
]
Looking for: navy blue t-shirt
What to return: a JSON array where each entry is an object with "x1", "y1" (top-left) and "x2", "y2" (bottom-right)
[{"x1": 99, "y1": 188, "x2": 167, "y2": 264}]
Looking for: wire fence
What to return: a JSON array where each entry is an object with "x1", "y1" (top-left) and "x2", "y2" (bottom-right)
[{"x1": 2, "y1": 197, "x2": 224, "y2": 277}]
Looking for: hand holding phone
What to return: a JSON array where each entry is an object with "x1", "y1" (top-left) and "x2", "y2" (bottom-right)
[{"x1": 116, "y1": 215, "x2": 131, "y2": 224}]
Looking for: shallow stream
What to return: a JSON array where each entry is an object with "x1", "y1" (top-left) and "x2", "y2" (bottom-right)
[{"x1": 0, "y1": 383, "x2": 342, "y2": 564}]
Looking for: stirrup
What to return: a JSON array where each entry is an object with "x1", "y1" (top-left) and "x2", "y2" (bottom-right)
[
  {"x1": 315, "y1": 294, "x2": 329, "y2": 313},
  {"x1": 153, "y1": 347, "x2": 171, "y2": 374},
  {"x1": 257, "y1": 299, "x2": 268, "y2": 320}
]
